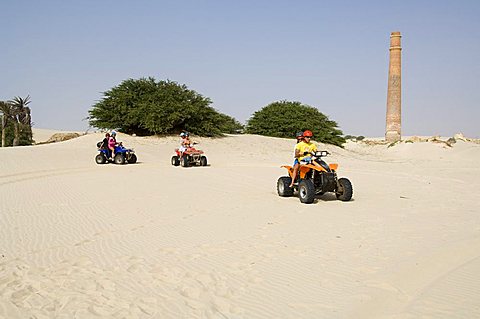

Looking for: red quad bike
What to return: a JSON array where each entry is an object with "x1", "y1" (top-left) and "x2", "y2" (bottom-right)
[
  {"x1": 171, "y1": 144, "x2": 208, "y2": 167},
  {"x1": 277, "y1": 151, "x2": 353, "y2": 204}
]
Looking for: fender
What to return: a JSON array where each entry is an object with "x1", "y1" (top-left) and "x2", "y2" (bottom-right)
[{"x1": 282, "y1": 164, "x2": 333, "y2": 179}]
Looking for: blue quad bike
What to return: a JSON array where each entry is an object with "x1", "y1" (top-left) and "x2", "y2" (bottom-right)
[{"x1": 95, "y1": 143, "x2": 137, "y2": 165}]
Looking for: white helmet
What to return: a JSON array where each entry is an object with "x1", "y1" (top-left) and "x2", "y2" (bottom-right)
[
  {"x1": 180, "y1": 132, "x2": 186, "y2": 137},
  {"x1": 111, "y1": 130, "x2": 117, "y2": 136}
]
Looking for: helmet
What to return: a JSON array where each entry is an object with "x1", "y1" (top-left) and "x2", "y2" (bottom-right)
[
  {"x1": 180, "y1": 132, "x2": 186, "y2": 137},
  {"x1": 303, "y1": 130, "x2": 313, "y2": 137},
  {"x1": 295, "y1": 131, "x2": 303, "y2": 139},
  {"x1": 185, "y1": 131, "x2": 190, "y2": 137},
  {"x1": 111, "y1": 130, "x2": 117, "y2": 136}
]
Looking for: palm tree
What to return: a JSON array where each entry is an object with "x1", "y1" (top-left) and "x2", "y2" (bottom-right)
[
  {"x1": 8, "y1": 95, "x2": 32, "y2": 146},
  {"x1": 0, "y1": 101, "x2": 14, "y2": 147}
]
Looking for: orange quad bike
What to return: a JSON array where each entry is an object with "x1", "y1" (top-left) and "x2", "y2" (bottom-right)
[{"x1": 277, "y1": 151, "x2": 353, "y2": 204}]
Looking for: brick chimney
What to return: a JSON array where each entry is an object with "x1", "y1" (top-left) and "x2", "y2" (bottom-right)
[{"x1": 385, "y1": 31, "x2": 402, "y2": 142}]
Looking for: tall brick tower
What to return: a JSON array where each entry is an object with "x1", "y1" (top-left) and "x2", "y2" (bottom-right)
[{"x1": 385, "y1": 31, "x2": 402, "y2": 142}]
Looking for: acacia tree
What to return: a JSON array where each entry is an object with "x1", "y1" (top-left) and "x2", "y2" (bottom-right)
[
  {"x1": 246, "y1": 100, "x2": 345, "y2": 147},
  {"x1": 89, "y1": 77, "x2": 242, "y2": 136}
]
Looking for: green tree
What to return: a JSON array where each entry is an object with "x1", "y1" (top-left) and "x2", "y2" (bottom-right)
[
  {"x1": 9, "y1": 96, "x2": 33, "y2": 146},
  {"x1": 0, "y1": 101, "x2": 13, "y2": 147},
  {"x1": 88, "y1": 77, "x2": 242, "y2": 136},
  {"x1": 0, "y1": 97, "x2": 33, "y2": 147},
  {"x1": 245, "y1": 100, "x2": 345, "y2": 147}
]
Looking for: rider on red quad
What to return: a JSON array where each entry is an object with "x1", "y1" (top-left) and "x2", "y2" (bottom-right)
[{"x1": 179, "y1": 132, "x2": 192, "y2": 157}]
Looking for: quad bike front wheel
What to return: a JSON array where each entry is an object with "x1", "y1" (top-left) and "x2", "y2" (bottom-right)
[
  {"x1": 336, "y1": 178, "x2": 353, "y2": 201},
  {"x1": 298, "y1": 179, "x2": 315, "y2": 204},
  {"x1": 171, "y1": 155, "x2": 180, "y2": 166},
  {"x1": 127, "y1": 153, "x2": 137, "y2": 164},
  {"x1": 95, "y1": 154, "x2": 106, "y2": 164},
  {"x1": 180, "y1": 156, "x2": 189, "y2": 167},
  {"x1": 200, "y1": 156, "x2": 208, "y2": 166},
  {"x1": 277, "y1": 176, "x2": 293, "y2": 197},
  {"x1": 114, "y1": 153, "x2": 125, "y2": 165}
]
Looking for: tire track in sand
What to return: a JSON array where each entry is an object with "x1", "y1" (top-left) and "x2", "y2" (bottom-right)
[
  {"x1": 0, "y1": 167, "x2": 98, "y2": 186},
  {"x1": 351, "y1": 235, "x2": 480, "y2": 318}
]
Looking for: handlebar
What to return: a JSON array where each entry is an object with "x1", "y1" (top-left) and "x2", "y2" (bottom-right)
[
  {"x1": 315, "y1": 150, "x2": 330, "y2": 157},
  {"x1": 303, "y1": 150, "x2": 330, "y2": 157},
  {"x1": 182, "y1": 142, "x2": 198, "y2": 147}
]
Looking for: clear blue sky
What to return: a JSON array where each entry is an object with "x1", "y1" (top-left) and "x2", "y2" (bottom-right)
[{"x1": 2, "y1": 0, "x2": 479, "y2": 137}]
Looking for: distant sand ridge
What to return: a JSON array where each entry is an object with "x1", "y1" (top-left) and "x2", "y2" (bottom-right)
[{"x1": 1, "y1": 129, "x2": 479, "y2": 318}]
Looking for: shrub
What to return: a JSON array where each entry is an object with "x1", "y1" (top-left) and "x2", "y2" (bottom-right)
[{"x1": 245, "y1": 100, "x2": 345, "y2": 147}]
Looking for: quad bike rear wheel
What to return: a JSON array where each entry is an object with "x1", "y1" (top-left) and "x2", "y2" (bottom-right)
[
  {"x1": 127, "y1": 154, "x2": 137, "y2": 164},
  {"x1": 114, "y1": 153, "x2": 125, "y2": 165},
  {"x1": 298, "y1": 179, "x2": 315, "y2": 204},
  {"x1": 95, "y1": 154, "x2": 106, "y2": 164},
  {"x1": 200, "y1": 156, "x2": 208, "y2": 166},
  {"x1": 277, "y1": 176, "x2": 293, "y2": 197},
  {"x1": 336, "y1": 178, "x2": 353, "y2": 201},
  {"x1": 180, "y1": 156, "x2": 189, "y2": 167},
  {"x1": 171, "y1": 155, "x2": 180, "y2": 166}
]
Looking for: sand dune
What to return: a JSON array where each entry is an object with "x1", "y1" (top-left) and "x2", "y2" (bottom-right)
[{"x1": 1, "y1": 132, "x2": 479, "y2": 318}]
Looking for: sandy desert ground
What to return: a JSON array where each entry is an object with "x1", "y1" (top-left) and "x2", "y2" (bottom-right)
[{"x1": 1, "y1": 129, "x2": 479, "y2": 318}]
